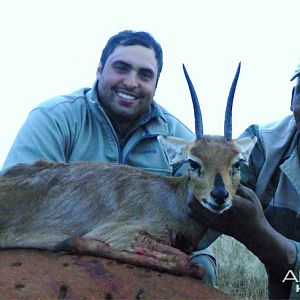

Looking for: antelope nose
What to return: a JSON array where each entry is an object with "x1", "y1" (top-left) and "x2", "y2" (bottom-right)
[{"x1": 210, "y1": 188, "x2": 229, "y2": 204}]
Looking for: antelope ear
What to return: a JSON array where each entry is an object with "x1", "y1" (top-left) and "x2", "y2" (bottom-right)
[
  {"x1": 234, "y1": 136, "x2": 257, "y2": 162},
  {"x1": 157, "y1": 135, "x2": 191, "y2": 165}
]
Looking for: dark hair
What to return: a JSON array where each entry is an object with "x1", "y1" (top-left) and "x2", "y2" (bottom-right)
[{"x1": 100, "y1": 30, "x2": 163, "y2": 83}]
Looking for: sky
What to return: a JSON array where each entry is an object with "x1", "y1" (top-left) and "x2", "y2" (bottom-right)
[{"x1": 1, "y1": 0, "x2": 300, "y2": 167}]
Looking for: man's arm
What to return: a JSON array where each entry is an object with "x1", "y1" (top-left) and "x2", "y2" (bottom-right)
[
  {"x1": 2, "y1": 108, "x2": 68, "y2": 171},
  {"x1": 188, "y1": 184, "x2": 297, "y2": 299},
  {"x1": 187, "y1": 122, "x2": 298, "y2": 298}
]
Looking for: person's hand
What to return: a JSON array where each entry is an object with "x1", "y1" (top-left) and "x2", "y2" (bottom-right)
[{"x1": 188, "y1": 184, "x2": 267, "y2": 242}]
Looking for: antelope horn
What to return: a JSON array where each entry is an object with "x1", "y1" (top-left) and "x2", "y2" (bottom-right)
[
  {"x1": 224, "y1": 62, "x2": 241, "y2": 140},
  {"x1": 182, "y1": 64, "x2": 204, "y2": 139}
]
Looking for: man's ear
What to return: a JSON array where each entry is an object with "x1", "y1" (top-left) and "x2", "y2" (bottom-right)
[
  {"x1": 157, "y1": 135, "x2": 190, "y2": 165},
  {"x1": 234, "y1": 136, "x2": 257, "y2": 162},
  {"x1": 96, "y1": 64, "x2": 103, "y2": 79}
]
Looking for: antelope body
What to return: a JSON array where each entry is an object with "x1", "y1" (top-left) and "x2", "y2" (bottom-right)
[
  {"x1": 0, "y1": 160, "x2": 204, "y2": 253},
  {"x1": 0, "y1": 63, "x2": 256, "y2": 276}
]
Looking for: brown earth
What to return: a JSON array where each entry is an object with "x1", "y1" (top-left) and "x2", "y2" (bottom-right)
[{"x1": 0, "y1": 249, "x2": 232, "y2": 299}]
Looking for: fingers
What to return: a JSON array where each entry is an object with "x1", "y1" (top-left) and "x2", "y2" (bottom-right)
[
  {"x1": 188, "y1": 196, "x2": 207, "y2": 221},
  {"x1": 236, "y1": 184, "x2": 259, "y2": 203}
]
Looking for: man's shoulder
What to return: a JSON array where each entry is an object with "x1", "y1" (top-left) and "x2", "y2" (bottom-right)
[
  {"x1": 257, "y1": 114, "x2": 296, "y2": 138},
  {"x1": 241, "y1": 115, "x2": 296, "y2": 141},
  {"x1": 154, "y1": 102, "x2": 194, "y2": 140},
  {"x1": 35, "y1": 87, "x2": 92, "y2": 112},
  {"x1": 241, "y1": 115, "x2": 297, "y2": 162}
]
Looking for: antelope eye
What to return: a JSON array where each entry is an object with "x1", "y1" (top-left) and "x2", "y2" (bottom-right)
[
  {"x1": 232, "y1": 160, "x2": 241, "y2": 169},
  {"x1": 188, "y1": 159, "x2": 201, "y2": 170}
]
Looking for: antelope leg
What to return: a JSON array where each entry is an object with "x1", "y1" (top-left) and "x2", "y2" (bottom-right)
[
  {"x1": 134, "y1": 236, "x2": 204, "y2": 279},
  {"x1": 56, "y1": 237, "x2": 203, "y2": 278}
]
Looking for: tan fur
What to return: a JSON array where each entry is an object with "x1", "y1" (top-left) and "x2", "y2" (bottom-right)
[
  {"x1": 0, "y1": 160, "x2": 203, "y2": 254},
  {"x1": 0, "y1": 134, "x2": 256, "y2": 268},
  {"x1": 158, "y1": 135, "x2": 256, "y2": 214},
  {"x1": 190, "y1": 136, "x2": 241, "y2": 203}
]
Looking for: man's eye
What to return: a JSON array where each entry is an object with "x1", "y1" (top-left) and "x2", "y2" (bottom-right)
[
  {"x1": 139, "y1": 71, "x2": 153, "y2": 80},
  {"x1": 113, "y1": 63, "x2": 129, "y2": 73},
  {"x1": 114, "y1": 65, "x2": 127, "y2": 72}
]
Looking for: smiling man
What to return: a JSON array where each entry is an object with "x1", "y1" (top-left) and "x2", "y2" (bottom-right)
[
  {"x1": 96, "y1": 44, "x2": 158, "y2": 142},
  {"x1": 2, "y1": 30, "x2": 216, "y2": 286}
]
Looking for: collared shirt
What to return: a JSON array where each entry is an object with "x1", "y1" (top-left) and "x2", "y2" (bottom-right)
[
  {"x1": 241, "y1": 115, "x2": 300, "y2": 299},
  {"x1": 2, "y1": 81, "x2": 194, "y2": 174}
]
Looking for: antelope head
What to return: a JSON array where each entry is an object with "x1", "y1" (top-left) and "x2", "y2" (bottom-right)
[{"x1": 158, "y1": 63, "x2": 256, "y2": 214}]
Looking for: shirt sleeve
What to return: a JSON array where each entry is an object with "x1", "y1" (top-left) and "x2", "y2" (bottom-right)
[
  {"x1": 239, "y1": 124, "x2": 265, "y2": 192},
  {"x1": 190, "y1": 246, "x2": 217, "y2": 286},
  {"x1": 2, "y1": 108, "x2": 69, "y2": 171}
]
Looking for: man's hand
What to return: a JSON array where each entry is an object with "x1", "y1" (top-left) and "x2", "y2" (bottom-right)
[
  {"x1": 188, "y1": 184, "x2": 266, "y2": 242},
  {"x1": 189, "y1": 184, "x2": 297, "y2": 297}
]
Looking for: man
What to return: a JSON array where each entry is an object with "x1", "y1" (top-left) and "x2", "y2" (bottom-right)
[
  {"x1": 2, "y1": 30, "x2": 216, "y2": 284},
  {"x1": 189, "y1": 61, "x2": 300, "y2": 299}
]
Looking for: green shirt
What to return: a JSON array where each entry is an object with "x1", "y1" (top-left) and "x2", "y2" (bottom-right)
[{"x1": 2, "y1": 81, "x2": 194, "y2": 174}]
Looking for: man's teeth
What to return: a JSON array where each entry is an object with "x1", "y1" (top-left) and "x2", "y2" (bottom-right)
[{"x1": 117, "y1": 92, "x2": 135, "y2": 100}]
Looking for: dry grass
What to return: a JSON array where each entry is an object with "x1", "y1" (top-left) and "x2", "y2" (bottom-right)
[{"x1": 212, "y1": 235, "x2": 268, "y2": 299}]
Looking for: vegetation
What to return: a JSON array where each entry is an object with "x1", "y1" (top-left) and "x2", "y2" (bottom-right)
[{"x1": 212, "y1": 235, "x2": 268, "y2": 299}]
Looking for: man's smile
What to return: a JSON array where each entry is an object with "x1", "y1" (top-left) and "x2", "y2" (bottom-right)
[
  {"x1": 116, "y1": 91, "x2": 136, "y2": 100},
  {"x1": 115, "y1": 90, "x2": 141, "y2": 106}
]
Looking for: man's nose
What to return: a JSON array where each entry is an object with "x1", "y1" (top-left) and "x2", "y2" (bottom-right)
[
  {"x1": 296, "y1": 78, "x2": 300, "y2": 95},
  {"x1": 123, "y1": 71, "x2": 139, "y2": 88}
]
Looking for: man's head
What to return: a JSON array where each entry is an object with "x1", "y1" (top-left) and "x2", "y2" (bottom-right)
[
  {"x1": 291, "y1": 78, "x2": 300, "y2": 130},
  {"x1": 96, "y1": 30, "x2": 163, "y2": 123},
  {"x1": 100, "y1": 30, "x2": 163, "y2": 84},
  {"x1": 290, "y1": 61, "x2": 300, "y2": 130}
]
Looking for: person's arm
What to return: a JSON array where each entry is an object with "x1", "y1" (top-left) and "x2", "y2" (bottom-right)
[
  {"x1": 2, "y1": 108, "x2": 69, "y2": 171},
  {"x1": 189, "y1": 246, "x2": 217, "y2": 286},
  {"x1": 188, "y1": 184, "x2": 297, "y2": 299}
]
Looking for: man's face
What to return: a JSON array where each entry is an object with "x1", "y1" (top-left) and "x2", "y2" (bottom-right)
[
  {"x1": 292, "y1": 79, "x2": 300, "y2": 130},
  {"x1": 96, "y1": 45, "x2": 158, "y2": 122}
]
